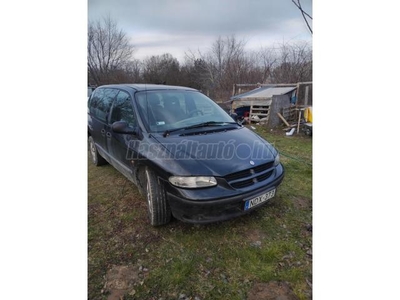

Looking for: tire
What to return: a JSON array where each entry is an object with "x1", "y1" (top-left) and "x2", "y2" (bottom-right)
[
  {"x1": 144, "y1": 167, "x2": 172, "y2": 226},
  {"x1": 88, "y1": 136, "x2": 107, "y2": 166}
]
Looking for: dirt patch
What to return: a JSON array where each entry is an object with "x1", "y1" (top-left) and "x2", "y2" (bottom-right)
[
  {"x1": 292, "y1": 197, "x2": 311, "y2": 210},
  {"x1": 247, "y1": 281, "x2": 299, "y2": 300},
  {"x1": 246, "y1": 228, "x2": 267, "y2": 244},
  {"x1": 103, "y1": 265, "x2": 140, "y2": 300}
]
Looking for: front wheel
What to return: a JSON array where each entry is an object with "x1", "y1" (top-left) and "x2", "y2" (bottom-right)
[{"x1": 144, "y1": 167, "x2": 172, "y2": 226}]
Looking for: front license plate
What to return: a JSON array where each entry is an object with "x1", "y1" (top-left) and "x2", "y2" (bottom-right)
[{"x1": 244, "y1": 189, "x2": 276, "y2": 210}]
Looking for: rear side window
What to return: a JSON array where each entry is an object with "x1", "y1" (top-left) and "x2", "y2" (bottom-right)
[
  {"x1": 89, "y1": 88, "x2": 118, "y2": 122},
  {"x1": 110, "y1": 91, "x2": 136, "y2": 128}
]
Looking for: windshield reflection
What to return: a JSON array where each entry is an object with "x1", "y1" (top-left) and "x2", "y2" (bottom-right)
[{"x1": 136, "y1": 90, "x2": 235, "y2": 133}]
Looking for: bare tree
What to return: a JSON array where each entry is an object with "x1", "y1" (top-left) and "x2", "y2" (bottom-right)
[
  {"x1": 272, "y1": 41, "x2": 312, "y2": 83},
  {"x1": 142, "y1": 53, "x2": 181, "y2": 85},
  {"x1": 258, "y1": 47, "x2": 278, "y2": 83},
  {"x1": 185, "y1": 35, "x2": 253, "y2": 100},
  {"x1": 109, "y1": 59, "x2": 143, "y2": 83},
  {"x1": 184, "y1": 49, "x2": 218, "y2": 96},
  {"x1": 184, "y1": 38, "x2": 312, "y2": 99},
  {"x1": 180, "y1": 57, "x2": 213, "y2": 94},
  {"x1": 88, "y1": 16, "x2": 135, "y2": 85},
  {"x1": 291, "y1": 0, "x2": 313, "y2": 34}
]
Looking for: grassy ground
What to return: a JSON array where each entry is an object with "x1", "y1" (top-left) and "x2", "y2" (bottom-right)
[{"x1": 88, "y1": 126, "x2": 312, "y2": 300}]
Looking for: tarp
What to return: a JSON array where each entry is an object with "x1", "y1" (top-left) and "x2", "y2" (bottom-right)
[
  {"x1": 229, "y1": 86, "x2": 296, "y2": 109},
  {"x1": 231, "y1": 86, "x2": 296, "y2": 100},
  {"x1": 232, "y1": 98, "x2": 273, "y2": 107},
  {"x1": 304, "y1": 106, "x2": 313, "y2": 123}
]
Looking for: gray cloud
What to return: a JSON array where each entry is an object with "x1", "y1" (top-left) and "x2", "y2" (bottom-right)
[{"x1": 88, "y1": 0, "x2": 312, "y2": 61}]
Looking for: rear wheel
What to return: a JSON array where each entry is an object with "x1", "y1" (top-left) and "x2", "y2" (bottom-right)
[
  {"x1": 88, "y1": 136, "x2": 107, "y2": 166},
  {"x1": 144, "y1": 167, "x2": 171, "y2": 226}
]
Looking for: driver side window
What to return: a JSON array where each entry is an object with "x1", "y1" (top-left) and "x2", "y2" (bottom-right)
[{"x1": 110, "y1": 91, "x2": 136, "y2": 128}]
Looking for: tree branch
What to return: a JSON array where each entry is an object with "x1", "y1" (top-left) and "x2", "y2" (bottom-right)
[{"x1": 291, "y1": 0, "x2": 313, "y2": 34}]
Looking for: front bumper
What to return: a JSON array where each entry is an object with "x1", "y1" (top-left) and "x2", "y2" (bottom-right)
[{"x1": 165, "y1": 167, "x2": 284, "y2": 224}]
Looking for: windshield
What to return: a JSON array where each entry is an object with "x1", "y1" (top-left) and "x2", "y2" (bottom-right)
[{"x1": 136, "y1": 90, "x2": 235, "y2": 133}]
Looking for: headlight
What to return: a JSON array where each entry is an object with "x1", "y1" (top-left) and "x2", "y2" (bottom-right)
[
  {"x1": 169, "y1": 176, "x2": 217, "y2": 188},
  {"x1": 274, "y1": 153, "x2": 280, "y2": 166}
]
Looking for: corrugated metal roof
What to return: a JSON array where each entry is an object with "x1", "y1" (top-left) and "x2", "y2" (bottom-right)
[{"x1": 231, "y1": 86, "x2": 296, "y2": 100}]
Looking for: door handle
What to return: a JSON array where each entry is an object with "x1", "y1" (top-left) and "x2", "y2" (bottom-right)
[{"x1": 106, "y1": 132, "x2": 112, "y2": 138}]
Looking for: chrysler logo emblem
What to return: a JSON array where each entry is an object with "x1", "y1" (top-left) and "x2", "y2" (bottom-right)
[{"x1": 250, "y1": 160, "x2": 255, "y2": 165}]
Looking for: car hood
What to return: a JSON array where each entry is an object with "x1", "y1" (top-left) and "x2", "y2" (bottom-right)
[{"x1": 151, "y1": 126, "x2": 277, "y2": 177}]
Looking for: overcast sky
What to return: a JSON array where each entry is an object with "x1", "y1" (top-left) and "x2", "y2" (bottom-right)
[{"x1": 88, "y1": 0, "x2": 312, "y2": 62}]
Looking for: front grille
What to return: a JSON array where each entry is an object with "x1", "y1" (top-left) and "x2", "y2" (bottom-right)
[{"x1": 224, "y1": 162, "x2": 274, "y2": 189}]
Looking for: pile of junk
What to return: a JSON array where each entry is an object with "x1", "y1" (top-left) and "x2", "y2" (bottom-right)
[{"x1": 281, "y1": 106, "x2": 313, "y2": 137}]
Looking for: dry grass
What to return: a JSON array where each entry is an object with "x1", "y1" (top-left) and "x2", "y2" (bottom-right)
[{"x1": 88, "y1": 127, "x2": 312, "y2": 299}]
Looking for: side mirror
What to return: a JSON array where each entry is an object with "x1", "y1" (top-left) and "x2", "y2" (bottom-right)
[{"x1": 111, "y1": 121, "x2": 137, "y2": 135}]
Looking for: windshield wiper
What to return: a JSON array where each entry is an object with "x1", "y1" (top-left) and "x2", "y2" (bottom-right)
[
  {"x1": 184, "y1": 121, "x2": 238, "y2": 130},
  {"x1": 163, "y1": 121, "x2": 239, "y2": 137},
  {"x1": 163, "y1": 127, "x2": 187, "y2": 137}
]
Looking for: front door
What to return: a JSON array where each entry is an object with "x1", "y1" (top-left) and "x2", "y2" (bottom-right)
[{"x1": 107, "y1": 90, "x2": 139, "y2": 182}]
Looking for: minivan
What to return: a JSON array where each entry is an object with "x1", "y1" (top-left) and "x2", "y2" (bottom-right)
[{"x1": 88, "y1": 84, "x2": 284, "y2": 225}]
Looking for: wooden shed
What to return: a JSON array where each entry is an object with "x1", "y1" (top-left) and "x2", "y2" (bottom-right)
[{"x1": 229, "y1": 86, "x2": 297, "y2": 127}]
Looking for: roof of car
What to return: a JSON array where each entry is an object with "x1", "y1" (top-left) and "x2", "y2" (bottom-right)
[{"x1": 97, "y1": 84, "x2": 198, "y2": 92}]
